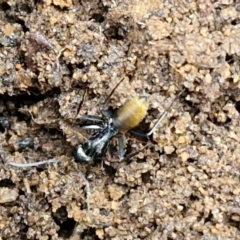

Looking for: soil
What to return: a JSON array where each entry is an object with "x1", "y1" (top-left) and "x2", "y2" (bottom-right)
[{"x1": 1, "y1": 0, "x2": 240, "y2": 239}]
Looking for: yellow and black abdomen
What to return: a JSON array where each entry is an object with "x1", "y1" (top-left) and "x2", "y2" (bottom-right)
[{"x1": 113, "y1": 96, "x2": 148, "y2": 132}]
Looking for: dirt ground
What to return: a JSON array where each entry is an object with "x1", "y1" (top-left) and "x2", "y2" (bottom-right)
[{"x1": 1, "y1": 0, "x2": 240, "y2": 239}]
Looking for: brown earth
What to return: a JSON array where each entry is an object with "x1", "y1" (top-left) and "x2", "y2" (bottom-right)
[{"x1": 0, "y1": 0, "x2": 240, "y2": 239}]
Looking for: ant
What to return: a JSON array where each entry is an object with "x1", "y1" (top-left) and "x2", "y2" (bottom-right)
[
  {"x1": 6, "y1": 80, "x2": 184, "y2": 225},
  {"x1": 74, "y1": 78, "x2": 185, "y2": 162},
  {"x1": 7, "y1": 79, "x2": 185, "y2": 167}
]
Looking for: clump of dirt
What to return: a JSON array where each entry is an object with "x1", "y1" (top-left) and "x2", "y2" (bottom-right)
[{"x1": 1, "y1": 0, "x2": 240, "y2": 239}]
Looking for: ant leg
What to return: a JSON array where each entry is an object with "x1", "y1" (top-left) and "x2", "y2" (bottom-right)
[
  {"x1": 76, "y1": 78, "x2": 125, "y2": 123},
  {"x1": 77, "y1": 115, "x2": 104, "y2": 123},
  {"x1": 129, "y1": 129, "x2": 149, "y2": 139},
  {"x1": 125, "y1": 143, "x2": 151, "y2": 160},
  {"x1": 78, "y1": 115, "x2": 105, "y2": 130},
  {"x1": 128, "y1": 89, "x2": 185, "y2": 139},
  {"x1": 103, "y1": 78, "x2": 125, "y2": 107},
  {"x1": 117, "y1": 134, "x2": 125, "y2": 160},
  {"x1": 8, "y1": 158, "x2": 60, "y2": 168},
  {"x1": 146, "y1": 89, "x2": 185, "y2": 137},
  {"x1": 80, "y1": 124, "x2": 102, "y2": 130}
]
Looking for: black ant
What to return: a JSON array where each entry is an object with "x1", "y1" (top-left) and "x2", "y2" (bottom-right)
[
  {"x1": 8, "y1": 79, "x2": 185, "y2": 167},
  {"x1": 74, "y1": 78, "x2": 185, "y2": 162}
]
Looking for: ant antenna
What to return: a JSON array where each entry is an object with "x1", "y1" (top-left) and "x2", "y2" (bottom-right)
[
  {"x1": 146, "y1": 88, "x2": 185, "y2": 137},
  {"x1": 8, "y1": 158, "x2": 60, "y2": 167}
]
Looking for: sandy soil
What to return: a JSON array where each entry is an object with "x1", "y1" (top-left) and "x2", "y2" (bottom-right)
[{"x1": 0, "y1": 0, "x2": 240, "y2": 239}]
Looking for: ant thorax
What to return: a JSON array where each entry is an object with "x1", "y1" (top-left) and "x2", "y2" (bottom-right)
[{"x1": 74, "y1": 118, "x2": 118, "y2": 162}]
